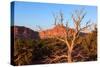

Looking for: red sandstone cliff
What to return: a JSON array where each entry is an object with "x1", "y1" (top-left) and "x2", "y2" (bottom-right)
[
  {"x1": 39, "y1": 24, "x2": 75, "y2": 39},
  {"x1": 12, "y1": 25, "x2": 79, "y2": 39}
]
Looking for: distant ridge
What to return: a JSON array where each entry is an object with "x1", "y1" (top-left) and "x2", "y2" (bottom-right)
[
  {"x1": 39, "y1": 24, "x2": 75, "y2": 39},
  {"x1": 11, "y1": 26, "x2": 40, "y2": 39},
  {"x1": 12, "y1": 25, "x2": 88, "y2": 39}
]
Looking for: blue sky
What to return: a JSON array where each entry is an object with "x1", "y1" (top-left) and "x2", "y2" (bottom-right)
[{"x1": 13, "y1": 1, "x2": 97, "y2": 31}]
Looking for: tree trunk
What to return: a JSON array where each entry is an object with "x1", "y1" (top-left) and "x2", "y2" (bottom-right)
[
  {"x1": 67, "y1": 49, "x2": 72, "y2": 63},
  {"x1": 65, "y1": 41, "x2": 72, "y2": 63}
]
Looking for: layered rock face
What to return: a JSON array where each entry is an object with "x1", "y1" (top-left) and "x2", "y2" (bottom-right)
[
  {"x1": 11, "y1": 26, "x2": 40, "y2": 39},
  {"x1": 39, "y1": 24, "x2": 75, "y2": 39},
  {"x1": 12, "y1": 25, "x2": 76, "y2": 39}
]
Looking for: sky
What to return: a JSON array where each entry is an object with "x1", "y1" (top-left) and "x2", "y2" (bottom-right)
[{"x1": 12, "y1": 1, "x2": 97, "y2": 31}]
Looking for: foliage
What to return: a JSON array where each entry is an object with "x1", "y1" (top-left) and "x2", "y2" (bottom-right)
[{"x1": 13, "y1": 30, "x2": 97, "y2": 65}]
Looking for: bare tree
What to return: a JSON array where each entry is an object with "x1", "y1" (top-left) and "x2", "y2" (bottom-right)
[
  {"x1": 59, "y1": 10, "x2": 64, "y2": 25},
  {"x1": 52, "y1": 11, "x2": 64, "y2": 26},
  {"x1": 52, "y1": 9, "x2": 92, "y2": 63},
  {"x1": 52, "y1": 12, "x2": 58, "y2": 26}
]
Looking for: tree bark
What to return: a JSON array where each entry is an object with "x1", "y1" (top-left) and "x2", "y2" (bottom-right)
[{"x1": 67, "y1": 49, "x2": 72, "y2": 63}]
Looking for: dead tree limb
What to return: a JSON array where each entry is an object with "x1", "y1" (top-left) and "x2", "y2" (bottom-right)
[{"x1": 51, "y1": 9, "x2": 92, "y2": 63}]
